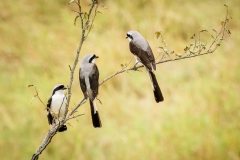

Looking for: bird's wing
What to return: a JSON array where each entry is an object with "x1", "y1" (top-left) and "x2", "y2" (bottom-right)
[
  {"x1": 89, "y1": 64, "x2": 99, "y2": 100},
  {"x1": 146, "y1": 44, "x2": 156, "y2": 70},
  {"x1": 79, "y1": 68, "x2": 87, "y2": 98},
  {"x1": 47, "y1": 97, "x2": 53, "y2": 125},
  {"x1": 130, "y1": 41, "x2": 153, "y2": 71}
]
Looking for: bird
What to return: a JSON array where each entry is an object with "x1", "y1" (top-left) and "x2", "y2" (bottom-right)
[
  {"x1": 126, "y1": 30, "x2": 164, "y2": 103},
  {"x1": 79, "y1": 53, "x2": 102, "y2": 128},
  {"x1": 47, "y1": 84, "x2": 68, "y2": 132}
]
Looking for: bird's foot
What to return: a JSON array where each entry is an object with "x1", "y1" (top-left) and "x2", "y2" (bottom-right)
[{"x1": 132, "y1": 62, "x2": 139, "y2": 71}]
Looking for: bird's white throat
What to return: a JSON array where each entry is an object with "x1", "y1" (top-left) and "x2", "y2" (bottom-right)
[
  {"x1": 91, "y1": 59, "x2": 96, "y2": 63},
  {"x1": 127, "y1": 37, "x2": 132, "y2": 42}
]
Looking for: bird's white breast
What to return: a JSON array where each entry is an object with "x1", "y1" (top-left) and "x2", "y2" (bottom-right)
[{"x1": 51, "y1": 92, "x2": 67, "y2": 119}]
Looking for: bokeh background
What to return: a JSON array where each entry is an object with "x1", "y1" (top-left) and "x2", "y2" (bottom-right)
[{"x1": 0, "y1": 0, "x2": 239, "y2": 159}]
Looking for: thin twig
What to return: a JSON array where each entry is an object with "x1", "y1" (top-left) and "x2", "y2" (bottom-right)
[
  {"x1": 85, "y1": 2, "x2": 99, "y2": 39},
  {"x1": 67, "y1": 113, "x2": 85, "y2": 121},
  {"x1": 28, "y1": 85, "x2": 45, "y2": 106},
  {"x1": 66, "y1": 98, "x2": 87, "y2": 120}
]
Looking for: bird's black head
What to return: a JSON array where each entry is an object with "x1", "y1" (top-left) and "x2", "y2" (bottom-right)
[
  {"x1": 126, "y1": 33, "x2": 133, "y2": 40},
  {"x1": 89, "y1": 54, "x2": 99, "y2": 63},
  {"x1": 52, "y1": 84, "x2": 67, "y2": 95}
]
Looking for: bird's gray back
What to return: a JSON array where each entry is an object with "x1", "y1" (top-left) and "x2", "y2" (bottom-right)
[
  {"x1": 129, "y1": 30, "x2": 149, "y2": 51},
  {"x1": 80, "y1": 63, "x2": 99, "y2": 99}
]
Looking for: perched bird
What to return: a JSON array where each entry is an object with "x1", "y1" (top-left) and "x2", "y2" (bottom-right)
[
  {"x1": 47, "y1": 84, "x2": 68, "y2": 132},
  {"x1": 79, "y1": 54, "x2": 102, "y2": 128},
  {"x1": 126, "y1": 30, "x2": 164, "y2": 103}
]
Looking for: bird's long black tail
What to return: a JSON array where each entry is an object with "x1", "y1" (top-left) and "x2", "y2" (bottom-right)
[
  {"x1": 47, "y1": 112, "x2": 67, "y2": 132},
  {"x1": 149, "y1": 71, "x2": 164, "y2": 103},
  {"x1": 90, "y1": 99, "x2": 102, "y2": 128},
  {"x1": 58, "y1": 125, "x2": 67, "y2": 132}
]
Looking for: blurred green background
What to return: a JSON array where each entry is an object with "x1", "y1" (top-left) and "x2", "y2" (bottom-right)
[{"x1": 0, "y1": 0, "x2": 239, "y2": 159}]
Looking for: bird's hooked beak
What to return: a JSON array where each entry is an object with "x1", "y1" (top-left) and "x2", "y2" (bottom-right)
[
  {"x1": 95, "y1": 56, "x2": 99, "y2": 59},
  {"x1": 126, "y1": 33, "x2": 133, "y2": 42}
]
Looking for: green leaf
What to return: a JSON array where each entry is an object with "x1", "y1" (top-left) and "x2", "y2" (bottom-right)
[
  {"x1": 200, "y1": 29, "x2": 207, "y2": 32},
  {"x1": 190, "y1": 34, "x2": 195, "y2": 39},
  {"x1": 155, "y1": 31, "x2": 161, "y2": 39},
  {"x1": 227, "y1": 29, "x2": 231, "y2": 34},
  {"x1": 84, "y1": 12, "x2": 88, "y2": 19},
  {"x1": 68, "y1": 0, "x2": 74, "y2": 4},
  {"x1": 184, "y1": 46, "x2": 189, "y2": 51},
  {"x1": 176, "y1": 53, "x2": 182, "y2": 57}
]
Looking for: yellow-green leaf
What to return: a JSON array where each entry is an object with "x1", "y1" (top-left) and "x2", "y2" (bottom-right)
[
  {"x1": 69, "y1": 0, "x2": 74, "y2": 4},
  {"x1": 155, "y1": 31, "x2": 161, "y2": 39}
]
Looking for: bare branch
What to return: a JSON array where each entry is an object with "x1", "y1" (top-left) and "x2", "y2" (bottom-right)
[
  {"x1": 31, "y1": 1, "x2": 98, "y2": 159},
  {"x1": 85, "y1": 2, "x2": 99, "y2": 39},
  {"x1": 31, "y1": 124, "x2": 59, "y2": 160}
]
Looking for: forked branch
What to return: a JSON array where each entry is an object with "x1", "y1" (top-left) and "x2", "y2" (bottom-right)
[{"x1": 31, "y1": 1, "x2": 98, "y2": 159}]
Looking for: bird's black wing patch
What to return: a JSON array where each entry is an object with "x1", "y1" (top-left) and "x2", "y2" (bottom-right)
[
  {"x1": 89, "y1": 64, "x2": 99, "y2": 100},
  {"x1": 79, "y1": 68, "x2": 87, "y2": 98},
  {"x1": 146, "y1": 43, "x2": 156, "y2": 70},
  {"x1": 130, "y1": 41, "x2": 153, "y2": 71},
  {"x1": 47, "y1": 97, "x2": 53, "y2": 125}
]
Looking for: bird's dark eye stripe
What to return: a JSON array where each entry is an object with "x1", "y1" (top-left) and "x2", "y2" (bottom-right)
[
  {"x1": 55, "y1": 85, "x2": 64, "y2": 91},
  {"x1": 52, "y1": 85, "x2": 65, "y2": 95},
  {"x1": 127, "y1": 34, "x2": 133, "y2": 40},
  {"x1": 89, "y1": 55, "x2": 96, "y2": 63}
]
